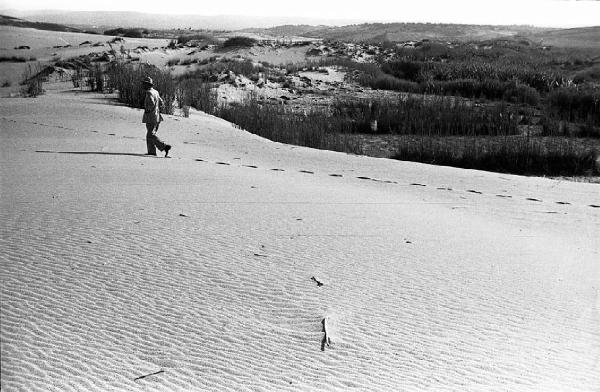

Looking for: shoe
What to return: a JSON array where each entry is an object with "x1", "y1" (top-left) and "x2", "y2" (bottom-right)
[
  {"x1": 164, "y1": 145, "x2": 171, "y2": 157},
  {"x1": 146, "y1": 152, "x2": 157, "y2": 156}
]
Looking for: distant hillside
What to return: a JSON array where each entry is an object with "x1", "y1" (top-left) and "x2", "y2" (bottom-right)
[
  {"x1": 1, "y1": 10, "x2": 360, "y2": 31},
  {"x1": 525, "y1": 26, "x2": 600, "y2": 48},
  {"x1": 242, "y1": 24, "x2": 331, "y2": 37},
  {"x1": 245, "y1": 23, "x2": 600, "y2": 48},
  {"x1": 244, "y1": 23, "x2": 554, "y2": 43},
  {"x1": 0, "y1": 14, "x2": 84, "y2": 33}
]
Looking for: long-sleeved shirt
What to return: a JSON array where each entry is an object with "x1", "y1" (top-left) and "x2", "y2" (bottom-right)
[{"x1": 142, "y1": 88, "x2": 163, "y2": 124}]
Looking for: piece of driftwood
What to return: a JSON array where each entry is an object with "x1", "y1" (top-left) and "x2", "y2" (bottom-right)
[
  {"x1": 134, "y1": 370, "x2": 165, "y2": 381},
  {"x1": 321, "y1": 317, "x2": 331, "y2": 351}
]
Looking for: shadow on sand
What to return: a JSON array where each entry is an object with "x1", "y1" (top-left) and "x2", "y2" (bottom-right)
[{"x1": 36, "y1": 150, "x2": 152, "y2": 157}]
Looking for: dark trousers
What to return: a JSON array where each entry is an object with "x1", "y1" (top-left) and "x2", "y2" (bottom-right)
[{"x1": 145, "y1": 122, "x2": 166, "y2": 154}]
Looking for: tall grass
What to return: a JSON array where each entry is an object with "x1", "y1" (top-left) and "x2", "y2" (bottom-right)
[
  {"x1": 215, "y1": 96, "x2": 363, "y2": 153},
  {"x1": 105, "y1": 62, "x2": 175, "y2": 114},
  {"x1": 392, "y1": 136, "x2": 598, "y2": 176},
  {"x1": 20, "y1": 63, "x2": 44, "y2": 97},
  {"x1": 331, "y1": 96, "x2": 520, "y2": 136},
  {"x1": 176, "y1": 78, "x2": 217, "y2": 112},
  {"x1": 383, "y1": 59, "x2": 565, "y2": 92},
  {"x1": 176, "y1": 85, "x2": 361, "y2": 153},
  {"x1": 546, "y1": 87, "x2": 600, "y2": 125}
]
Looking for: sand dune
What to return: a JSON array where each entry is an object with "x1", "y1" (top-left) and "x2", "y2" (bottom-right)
[{"x1": 1, "y1": 90, "x2": 599, "y2": 391}]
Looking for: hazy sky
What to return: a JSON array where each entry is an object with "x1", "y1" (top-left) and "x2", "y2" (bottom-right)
[{"x1": 1, "y1": 0, "x2": 598, "y2": 27}]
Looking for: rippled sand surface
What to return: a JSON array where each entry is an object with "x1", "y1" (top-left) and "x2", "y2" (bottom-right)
[{"x1": 1, "y1": 91, "x2": 599, "y2": 391}]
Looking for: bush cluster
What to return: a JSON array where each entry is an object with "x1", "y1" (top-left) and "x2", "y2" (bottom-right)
[
  {"x1": 177, "y1": 34, "x2": 219, "y2": 46},
  {"x1": 222, "y1": 37, "x2": 257, "y2": 48},
  {"x1": 104, "y1": 28, "x2": 148, "y2": 38},
  {"x1": 0, "y1": 56, "x2": 37, "y2": 63},
  {"x1": 182, "y1": 58, "x2": 263, "y2": 81}
]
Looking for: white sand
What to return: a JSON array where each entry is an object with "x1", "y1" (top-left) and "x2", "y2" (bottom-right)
[
  {"x1": 0, "y1": 26, "x2": 170, "y2": 58},
  {"x1": 0, "y1": 26, "x2": 171, "y2": 96},
  {"x1": 1, "y1": 89, "x2": 599, "y2": 391}
]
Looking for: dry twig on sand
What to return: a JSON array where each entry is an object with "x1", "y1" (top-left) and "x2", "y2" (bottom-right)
[{"x1": 134, "y1": 370, "x2": 165, "y2": 381}]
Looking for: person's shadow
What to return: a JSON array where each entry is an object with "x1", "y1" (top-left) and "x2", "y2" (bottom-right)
[{"x1": 36, "y1": 151, "x2": 153, "y2": 157}]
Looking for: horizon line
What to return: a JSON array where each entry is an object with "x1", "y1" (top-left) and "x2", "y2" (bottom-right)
[{"x1": 2, "y1": 8, "x2": 599, "y2": 29}]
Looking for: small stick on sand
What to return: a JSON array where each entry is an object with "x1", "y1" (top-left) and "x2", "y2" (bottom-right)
[
  {"x1": 134, "y1": 370, "x2": 165, "y2": 381},
  {"x1": 321, "y1": 317, "x2": 331, "y2": 351}
]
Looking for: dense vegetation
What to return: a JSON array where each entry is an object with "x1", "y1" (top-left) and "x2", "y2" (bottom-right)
[
  {"x1": 58, "y1": 34, "x2": 599, "y2": 177},
  {"x1": 340, "y1": 41, "x2": 600, "y2": 132}
]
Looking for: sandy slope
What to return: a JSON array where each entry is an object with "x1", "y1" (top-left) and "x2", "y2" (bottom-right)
[
  {"x1": 1, "y1": 90, "x2": 599, "y2": 391},
  {"x1": 0, "y1": 26, "x2": 171, "y2": 94}
]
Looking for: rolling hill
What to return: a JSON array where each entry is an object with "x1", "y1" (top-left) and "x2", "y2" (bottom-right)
[{"x1": 0, "y1": 14, "x2": 85, "y2": 33}]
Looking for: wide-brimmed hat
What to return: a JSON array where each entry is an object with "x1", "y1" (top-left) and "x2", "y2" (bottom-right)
[{"x1": 141, "y1": 76, "x2": 153, "y2": 85}]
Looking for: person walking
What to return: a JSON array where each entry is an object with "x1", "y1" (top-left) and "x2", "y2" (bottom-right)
[{"x1": 142, "y1": 76, "x2": 171, "y2": 157}]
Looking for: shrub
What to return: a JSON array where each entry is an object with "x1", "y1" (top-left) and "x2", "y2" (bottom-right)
[
  {"x1": 382, "y1": 61, "x2": 424, "y2": 81},
  {"x1": 573, "y1": 65, "x2": 600, "y2": 84},
  {"x1": 104, "y1": 28, "x2": 145, "y2": 38},
  {"x1": 502, "y1": 83, "x2": 540, "y2": 106},
  {"x1": 104, "y1": 28, "x2": 126, "y2": 36},
  {"x1": 123, "y1": 29, "x2": 144, "y2": 38},
  {"x1": 366, "y1": 74, "x2": 421, "y2": 92},
  {"x1": 0, "y1": 56, "x2": 28, "y2": 63},
  {"x1": 181, "y1": 58, "x2": 195, "y2": 66},
  {"x1": 177, "y1": 34, "x2": 219, "y2": 46},
  {"x1": 184, "y1": 57, "x2": 260, "y2": 80},
  {"x1": 222, "y1": 36, "x2": 257, "y2": 48}
]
